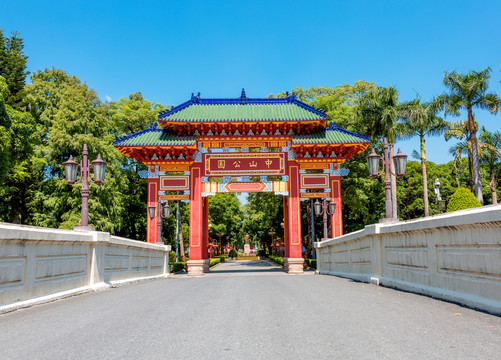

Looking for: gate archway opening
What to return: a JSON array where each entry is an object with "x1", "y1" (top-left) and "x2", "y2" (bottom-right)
[{"x1": 114, "y1": 90, "x2": 369, "y2": 275}]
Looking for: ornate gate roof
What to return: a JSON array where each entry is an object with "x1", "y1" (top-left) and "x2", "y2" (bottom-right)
[{"x1": 114, "y1": 90, "x2": 370, "y2": 170}]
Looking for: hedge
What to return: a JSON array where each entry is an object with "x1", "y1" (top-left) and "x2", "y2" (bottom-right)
[
  {"x1": 256, "y1": 249, "x2": 266, "y2": 257},
  {"x1": 170, "y1": 262, "x2": 186, "y2": 273},
  {"x1": 268, "y1": 255, "x2": 284, "y2": 266},
  {"x1": 305, "y1": 259, "x2": 317, "y2": 269},
  {"x1": 446, "y1": 187, "x2": 481, "y2": 212},
  {"x1": 229, "y1": 249, "x2": 238, "y2": 258},
  {"x1": 209, "y1": 258, "x2": 221, "y2": 267}
]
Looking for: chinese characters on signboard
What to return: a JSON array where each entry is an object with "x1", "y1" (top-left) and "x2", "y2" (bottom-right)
[{"x1": 204, "y1": 153, "x2": 286, "y2": 176}]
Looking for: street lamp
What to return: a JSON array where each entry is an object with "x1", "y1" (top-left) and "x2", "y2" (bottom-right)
[
  {"x1": 366, "y1": 137, "x2": 407, "y2": 222},
  {"x1": 268, "y1": 228, "x2": 276, "y2": 254},
  {"x1": 148, "y1": 196, "x2": 170, "y2": 244},
  {"x1": 434, "y1": 178, "x2": 446, "y2": 214},
  {"x1": 217, "y1": 233, "x2": 224, "y2": 255},
  {"x1": 314, "y1": 197, "x2": 336, "y2": 241},
  {"x1": 208, "y1": 223, "x2": 212, "y2": 258},
  {"x1": 63, "y1": 144, "x2": 107, "y2": 231}
]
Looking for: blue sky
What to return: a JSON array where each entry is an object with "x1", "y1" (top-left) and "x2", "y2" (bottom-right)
[{"x1": 2, "y1": 0, "x2": 501, "y2": 164}]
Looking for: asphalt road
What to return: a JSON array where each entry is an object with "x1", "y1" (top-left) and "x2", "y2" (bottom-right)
[{"x1": 1, "y1": 259, "x2": 500, "y2": 360}]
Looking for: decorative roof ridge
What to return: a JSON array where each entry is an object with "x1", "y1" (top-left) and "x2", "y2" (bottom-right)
[
  {"x1": 114, "y1": 122, "x2": 162, "y2": 146},
  {"x1": 158, "y1": 90, "x2": 328, "y2": 120},
  {"x1": 326, "y1": 122, "x2": 371, "y2": 141}
]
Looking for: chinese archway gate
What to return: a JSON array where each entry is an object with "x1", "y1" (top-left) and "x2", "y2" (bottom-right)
[{"x1": 114, "y1": 90, "x2": 369, "y2": 275}]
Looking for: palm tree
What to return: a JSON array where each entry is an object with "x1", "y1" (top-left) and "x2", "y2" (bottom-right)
[
  {"x1": 444, "y1": 120, "x2": 475, "y2": 191},
  {"x1": 479, "y1": 127, "x2": 501, "y2": 204},
  {"x1": 434, "y1": 67, "x2": 501, "y2": 205},
  {"x1": 396, "y1": 98, "x2": 448, "y2": 216},
  {"x1": 356, "y1": 85, "x2": 402, "y2": 218},
  {"x1": 448, "y1": 132, "x2": 496, "y2": 193},
  {"x1": 449, "y1": 140, "x2": 469, "y2": 188}
]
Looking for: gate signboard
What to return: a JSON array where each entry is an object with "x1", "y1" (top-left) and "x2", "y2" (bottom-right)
[{"x1": 203, "y1": 152, "x2": 286, "y2": 176}]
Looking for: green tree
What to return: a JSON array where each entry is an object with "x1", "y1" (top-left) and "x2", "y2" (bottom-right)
[
  {"x1": 0, "y1": 29, "x2": 7, "y2": 79},
  {"x1": 108, "y1": 92, "x2": 166, "y2": 136},
  {"x1": 479, "y1": 127, "x2": 501, "y2": 204},
  {"x1": 434, "y1": 67, "x2": 501, "y2": 205},
  {"x1": 397, "y1": 161, "x2": 456, "y2": 219},
  {"x1": 396, "y1": 97, "x2": 448, "y2": 216},
  {"x1": 268, "y1": 82, "x2": 376, "y2": 132},
  {"x1": 355, "y1": 85, "x2": 402, "y2": 219},
  {"x1": 0, "y1": 31, "x2": 29, "y2": 111},
  {"x1": 27, "y1": 68, "x2": 129, "y2": 233},
  {"x1": 0, "y1": 75, "x2": 13, "y2": 183},
  {"x1": 244, "y1": 192, "x2": 283, "y2": 253},
  {"x1": 0, "y1": 75, "x2": 38, "y2": 224},
  {"x1": 208, "y1": 193, "x2": 243, "y2": 249}
]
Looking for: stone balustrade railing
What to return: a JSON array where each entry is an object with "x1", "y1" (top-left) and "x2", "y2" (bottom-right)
[
  {"x1": 315, "y1": 205, "x2": 501, "y2": 315},
  {"x1": 0, "y1": 223, "x2": 170, "y2": 313}
]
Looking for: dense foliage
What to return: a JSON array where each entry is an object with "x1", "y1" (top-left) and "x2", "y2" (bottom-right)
[{"x1": 446, "y1": 187, "x2": 482, "y2": 212}]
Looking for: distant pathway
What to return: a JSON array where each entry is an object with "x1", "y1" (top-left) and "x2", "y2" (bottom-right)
[{"x1": 1, "y1": 259, "x2": 500, "y2": 359}]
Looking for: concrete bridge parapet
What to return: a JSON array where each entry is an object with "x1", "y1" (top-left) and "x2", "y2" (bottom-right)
[{"x1": 0, "y1": 223, "x2": 170, "y2": 314}]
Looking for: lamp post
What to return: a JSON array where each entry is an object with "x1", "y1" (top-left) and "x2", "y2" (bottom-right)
[
  {"x1": 314, "y1": 197, "x2": 336, "y2": 241},
  {"x1": 280, "y1": 222, "x2": 284, "y2": 257},
  {"x1": 148, "y1": 196, "x2": 170, "y2": 244},
  {"x1": 310, "y1": 198, "x2": 316, "y2": 259},
  {"x1": 63, "y1": 144, "x2": 107, "y2": 231},
  {"x1": 434, "y1": 178, "x2": 446, "y2": 214},
  {"x1": 208, "y1": 223, "x2": 212, "y2": 258},
  {"x1": 217, "y1": 233, "x2": 224, "y2": 255},
  {"x1": 366, "y1": 137, "x2": 408, "y2": 222},
  {"x1": 268, "y1": 228, "x2": 276, "y2": 255}
]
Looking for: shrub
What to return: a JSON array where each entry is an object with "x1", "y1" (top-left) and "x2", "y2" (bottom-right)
[
  {"x1": 209, "y1": 258, "x2": 221, "y2": 267},
  {"x1": 170, "y1": 262, "x2": 186, "y2": 273},
  {"x1": 268, "y1": 255, "x2": 284, "y2": 266},
  {"x1": 307, "y1": 259, "x2": 317, "y2": 269},
  {"x1": 446, "y1": 187, "x2": 481, "y2": 212},
  {"x1": 218, "y1": 255, "x2": 225, "y2": 263},
  {"x1": 229, "y1": 249, "x2": 238, "y2": 258},
  {"x1": 256, "y1": 249, "x2": 266, "y2": 257}
]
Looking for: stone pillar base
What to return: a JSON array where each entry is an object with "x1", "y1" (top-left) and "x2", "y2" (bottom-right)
[
  {"x1": 285, "y1": 258, "x2": 304, "y2": 274},
  {"x1": 244, "y1": 244, "x2": 250, "y2": 255},
  {"x1": 187, "y1": 259, "x2": 209, "y2": 276},
  {"x1": 283, "y1": 257, "x2": 289, "y2": 272}
]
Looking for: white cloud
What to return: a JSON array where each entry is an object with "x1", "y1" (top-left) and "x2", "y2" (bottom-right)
[{"x1": 105, "y1": 95, "x2": 112, "y2": 102}]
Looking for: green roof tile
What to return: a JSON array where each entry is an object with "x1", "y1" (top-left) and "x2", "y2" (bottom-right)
[
  {"x1": 159, "y1": 96, "x2": 327, "y2": 123},
  {"x1": 291, "y1": 124, "x2": 370, "y2": 145},
  {"x1": 115, "y1": 128, "x2": 196, "y2": 147}
]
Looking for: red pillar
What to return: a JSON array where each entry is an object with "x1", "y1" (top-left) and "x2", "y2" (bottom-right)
[
  {"x1": 283, "y1": 196, "x2": 289, "y2": 258},
  {"x1": 146, "y1": 175, "x2": 159, "y2": 243},
  {"x1": 202, "y1": 196, "x2": 209, "y2": 260},
  {"x1": 189, "y1": 164, "x2": 203, "y2": 261},
  {"x1": 287, "y1": 161, "x2": 302, "y2": 259},
  {"x1": 330, "y1": 175, "x2": 343, "y2": 237}
]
